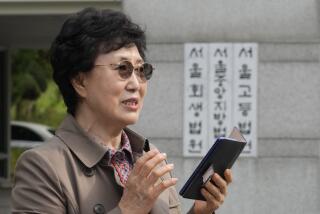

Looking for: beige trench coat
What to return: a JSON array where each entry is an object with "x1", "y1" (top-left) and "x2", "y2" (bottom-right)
[{"x1": 11, "y1": 115, "x2": 184, "y2": 214}]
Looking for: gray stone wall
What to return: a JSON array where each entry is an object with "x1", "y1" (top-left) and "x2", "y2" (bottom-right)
[{"x1": 125, "y1": 0, "x2": 320, "y2": 213}]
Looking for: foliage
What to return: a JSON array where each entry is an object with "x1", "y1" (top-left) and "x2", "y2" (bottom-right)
[
  {"x1": 34, "y1": 81, "x2": 66, "y2": 127},
  {"x1": 10, "y1": 49, "x2": 66, "y2": 127},
  {"x1": 11, "y1": 49, "x2": 51, "y2": 103}
]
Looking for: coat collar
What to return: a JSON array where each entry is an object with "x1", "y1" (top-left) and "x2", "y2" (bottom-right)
[{"x1": 55, "y1": 114, "x2": 148, "y2": 168}]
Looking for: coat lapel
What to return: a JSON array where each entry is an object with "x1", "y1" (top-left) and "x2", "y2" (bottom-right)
[{"x1": 55, "y1": 114, "x2": 106, "y2": 168}]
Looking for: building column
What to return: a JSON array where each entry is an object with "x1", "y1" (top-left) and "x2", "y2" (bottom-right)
[{"x1": 0, "y1": 48, "x2": 10, "y2": 185}]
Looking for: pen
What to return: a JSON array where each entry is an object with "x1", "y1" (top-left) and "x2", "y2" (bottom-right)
[
  {"x1": 143, "y1": 139, "x2": 174, "y2": 179},
  {"x1": 143, "y1": 139, "x2": 150, "y2": 152}
]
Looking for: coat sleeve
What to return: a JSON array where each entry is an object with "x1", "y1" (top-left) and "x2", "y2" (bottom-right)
[{"x1": 11, "y1": 149, "x2": 71, "y2": 214}]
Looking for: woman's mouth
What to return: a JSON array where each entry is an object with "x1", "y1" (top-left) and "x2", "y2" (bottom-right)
[{"x1": 122, "y1": 98, "x2": 139, "y2": 110}]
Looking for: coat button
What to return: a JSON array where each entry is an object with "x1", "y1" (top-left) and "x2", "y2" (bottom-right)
[
  {"x1": 83, "y1": 167, "x2": 95, "y2": 177},
  {"x1": 93, "y1": 204, "x2": 105, "y2": 214}
]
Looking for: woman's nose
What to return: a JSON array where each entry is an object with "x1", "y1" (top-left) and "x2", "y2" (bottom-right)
[{"x1": 126, "y1": 71, "x2": 141, "y2": 91}]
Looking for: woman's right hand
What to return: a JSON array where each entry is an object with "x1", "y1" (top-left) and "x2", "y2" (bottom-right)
[{"x1": 118, "y1": 149, "x2": 177, "y2": 214}]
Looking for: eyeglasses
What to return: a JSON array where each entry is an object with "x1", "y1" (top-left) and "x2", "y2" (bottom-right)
[{"x1": 95, "y1": 61, "x2": 154, "y2": 82}]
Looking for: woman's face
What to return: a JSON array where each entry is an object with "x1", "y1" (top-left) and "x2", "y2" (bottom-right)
[{"x1": 76, "y1": 45, "x2": 148, "y2": 128}]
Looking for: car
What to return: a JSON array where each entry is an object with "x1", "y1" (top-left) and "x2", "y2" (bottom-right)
[{"x1": 11, "y1": 121, "x2": 55, "y2": 149}]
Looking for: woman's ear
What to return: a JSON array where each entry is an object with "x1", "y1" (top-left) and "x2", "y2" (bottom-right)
[{"x1": 71, "y1": 72, "x2": 87, "y2": 98}]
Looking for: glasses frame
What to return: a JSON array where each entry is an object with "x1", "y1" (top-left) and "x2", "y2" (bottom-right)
[{"x1": 94, "y1": 60, "x2": 154, "y2": 82}]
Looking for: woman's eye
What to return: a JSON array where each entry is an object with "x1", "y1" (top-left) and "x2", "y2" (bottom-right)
[{"x1": 118, "y1": 64, "x2": 128, "y2": 71}]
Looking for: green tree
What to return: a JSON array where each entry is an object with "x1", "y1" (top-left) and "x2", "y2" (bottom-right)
[{"x1": 11, "y1": 49, "x2": 66, "y2": 127}]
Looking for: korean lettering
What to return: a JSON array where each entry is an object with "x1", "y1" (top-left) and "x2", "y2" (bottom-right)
[
  {"x1": 184, "y1": 43, "x2": 257, "y2": 157},
  {"x1": 209, "y1": 44, "x2": 233, "y2": 143},
  {"x1": 233, "y1": 44, "x2": 257, "y2": 156},
  {"x1": 184, "y1": 44, "x2": 208, "y2": 156}
]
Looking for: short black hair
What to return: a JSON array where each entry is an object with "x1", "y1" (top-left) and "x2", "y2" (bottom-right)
[{"x1": 50, "y1": 7, "x2": 146, "y2": 115}]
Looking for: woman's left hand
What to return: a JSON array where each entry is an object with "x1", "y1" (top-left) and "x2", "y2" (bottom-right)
[{"x1": 193, "y1": 169, "x2": 232, "y2": 214}]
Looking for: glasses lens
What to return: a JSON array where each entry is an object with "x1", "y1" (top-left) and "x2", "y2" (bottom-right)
[
  {"x1": 134, "y1": 66, "x2": 145, "y2": 80},
  {"x1": 143, "y1": 63, "x2": 153, "y2": 80},
  {"x1": 117, "y1": 61, "x2": 133, "y2": 79}
]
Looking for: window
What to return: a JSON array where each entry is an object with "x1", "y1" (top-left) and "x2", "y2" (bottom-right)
[
  {"x1": 48, "y1": 128, "x2": 55, "y2": 135},
  {"x1": 11, "y1": 125, "x2": 43, "y2": 141}
]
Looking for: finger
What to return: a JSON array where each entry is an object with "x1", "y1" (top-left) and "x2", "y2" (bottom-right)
[
  {"x1": 212, "y1": 173, "x2": 227, "y2": 195},
  {"x1": 224, "y1": 169, "x2": 233, "y2": 184},
  {"x1": 153, "y1": 178, "x2": 178, "y2": 196},
  {"x1": 139, "y1": 153, "x2": 167, "y2": 177},
  {"x1": 204, "y1": 180, "x2": 224, "y2": 202},
  {"x1": 201, "y1": 188, "x2": 220, "y2": 209},
  {"x1": 132, "y1": 149, "x2": 159, "y2": 174},
  {"x1": 147, "y1": 163, "x2": 174, "y2": 184}
]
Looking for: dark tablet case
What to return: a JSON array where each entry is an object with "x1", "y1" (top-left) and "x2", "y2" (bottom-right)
[{"x1": 179, "y1": 128, "x2": 246, "y2": 200}]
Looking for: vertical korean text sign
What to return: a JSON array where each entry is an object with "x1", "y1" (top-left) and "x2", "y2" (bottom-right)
[{"x1": 183, "y1": 43, "x2": 257, "y2": 157}]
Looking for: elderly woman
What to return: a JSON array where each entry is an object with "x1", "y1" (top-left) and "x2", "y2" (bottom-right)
[{"x1": 12, "y1": 7, "x2": 232, "y2": 214}]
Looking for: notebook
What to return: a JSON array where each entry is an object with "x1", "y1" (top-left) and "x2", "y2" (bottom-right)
[{"x1": 179, "y1": 127, "x2": 247, "y2": 200}]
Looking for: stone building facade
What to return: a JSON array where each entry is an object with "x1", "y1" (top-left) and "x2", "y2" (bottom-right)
[{"x1": 0, "y1": 1, "x2": 319, "y2": 213}]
